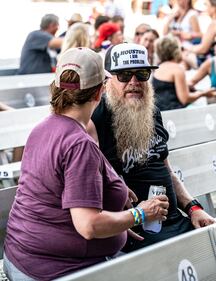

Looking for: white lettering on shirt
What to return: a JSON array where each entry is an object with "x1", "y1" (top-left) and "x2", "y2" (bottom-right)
[{"x1": 122, "y1": 135, "x2": 163, "y2": 173}]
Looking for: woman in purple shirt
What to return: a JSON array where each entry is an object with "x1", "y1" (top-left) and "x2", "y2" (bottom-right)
[{"x1": 3, "y1": 47, "x2": 169, "y2": 281}]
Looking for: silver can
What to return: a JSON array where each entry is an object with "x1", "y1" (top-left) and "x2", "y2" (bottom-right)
[{"x1": 142, "y1": 185, "x2": 166, "y2": 234}]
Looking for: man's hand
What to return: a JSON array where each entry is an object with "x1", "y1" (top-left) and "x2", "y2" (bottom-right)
[
  {"x1": 138, "y1": 195, "x2": 169, "y2": 222},
  {"x1": 190, "y1": 209, "x2": 216, "y2": 228}
]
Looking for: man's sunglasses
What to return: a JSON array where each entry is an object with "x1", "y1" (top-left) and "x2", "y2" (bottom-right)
[{"x1": 112, "y1": 69, "x2": 152, "y2": 83}]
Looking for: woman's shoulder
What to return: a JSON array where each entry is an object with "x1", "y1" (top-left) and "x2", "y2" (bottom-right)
[{"x1": 154, "y1": 61, "x2": 181, "y2": 79}]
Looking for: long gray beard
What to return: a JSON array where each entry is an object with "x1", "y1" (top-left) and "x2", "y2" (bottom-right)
[{"x1": 106, "y1": 82, "x2": 155, "y2": 164}]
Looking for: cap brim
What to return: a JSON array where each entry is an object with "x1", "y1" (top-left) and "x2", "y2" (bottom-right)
[
  {"x1": 123, "y1": 65, "x2": 159, "y2": 70},
  {"x1": 109, "y1": 66, "x2": 159, "y2": 73}
]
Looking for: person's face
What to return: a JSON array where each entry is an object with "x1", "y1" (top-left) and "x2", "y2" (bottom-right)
[
  {"x1": 110, "y1": 30, "x2": 124, "y2": 45},
  {"x1": 49, "y1": 22, "x2": 59, "y2": 35},
  {"x1": 134, "y1": 26, "x2": 150, "y2": 44},
  {"x1": 140, "y1": 32, "x2": 157, "y2": 55},
  {"x1": 107, "y1": 69, "x2": 151, "y2": 104}
]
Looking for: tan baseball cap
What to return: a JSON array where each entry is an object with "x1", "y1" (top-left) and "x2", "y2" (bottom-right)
[{"x1": 55, "y1": 47, "x2": 111, "y2": 90}]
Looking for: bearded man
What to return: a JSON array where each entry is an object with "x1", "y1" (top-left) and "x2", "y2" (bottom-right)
[{"x1": 87, "y1": 43, "x2": 215, "y2": 252}]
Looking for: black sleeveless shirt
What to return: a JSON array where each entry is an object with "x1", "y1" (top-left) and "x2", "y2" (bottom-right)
[
  {"x1": 152, "y1": 77, "x2": 186, "y2": 111},
  {"x1": 92, "y1": 96, "x2": 178, "y2": 219}
]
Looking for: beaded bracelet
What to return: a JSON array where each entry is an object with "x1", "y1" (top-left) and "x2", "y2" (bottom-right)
[
  {"x1": 129, "y1": 207, "x2": 146, "y2": 226},
  {"x1": 135, "y1": 207, "x2": 145, "y2": 224},
  {"x1": 129, "y1": 208, "x2": 140, "y2": 226}
]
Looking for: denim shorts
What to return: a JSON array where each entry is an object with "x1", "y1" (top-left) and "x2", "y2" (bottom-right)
[{"x1": 3, "y1": 253, "x2": 36, "y2": 281}]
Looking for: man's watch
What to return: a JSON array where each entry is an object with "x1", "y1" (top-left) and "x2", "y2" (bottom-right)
[{"x1": 184, "y1": 199, "x2": 204, "y2": 216}]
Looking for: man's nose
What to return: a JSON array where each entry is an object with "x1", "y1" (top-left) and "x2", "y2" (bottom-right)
[{"x1": 128, "y1": 74, "x2": 139, "y2": 84}]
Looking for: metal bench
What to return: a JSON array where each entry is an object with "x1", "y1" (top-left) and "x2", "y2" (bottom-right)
[
  {"x1": 162, "y1": 105, "x2": 216, "y2": 216},
  {"x1": 54, "y1": 224, "x2": 216, "y2": 281},
  {"x1": 0, "y1": 73, "x2": 54, "y2": 108},
  {"x1": 162, "y1": 104, "x2": 216, "y2": 150},
  {"x1": 0, "y1": 58, "x2": 19, "y2": 76},
  {"x1": 0, "y1": 105, "x2": 50, "y2": 187}
]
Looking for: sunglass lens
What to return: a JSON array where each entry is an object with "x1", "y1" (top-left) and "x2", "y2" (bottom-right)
[
  {"x1": 117, "y1": 72, "x2": 133, "y2": 82},
  {"x1": 135, "y1": 70, "x2": 151, "y2": 81}
]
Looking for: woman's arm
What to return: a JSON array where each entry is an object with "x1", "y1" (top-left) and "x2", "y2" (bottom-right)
[
  {"x1": 180, "y1": 15, "x2": 202, "y2": 41},
  {"x1": 174, "y1": 64, "x2": 215, "y2": 104},
  {"x1": 186, "y1": 21, "x2": 216, "y2": 54},
  {"x1": 188, "y1": 59, "x2": 211, "y2": 86},
  {"x1": 189, "y1": 14, "x2": 202, "y2": 39},
  {"x1": 163, "y1": 9, "x2": 180, "y2": 35},
  {"x1": 70, "y1": 196, "x2": 169, "y2": 240}
]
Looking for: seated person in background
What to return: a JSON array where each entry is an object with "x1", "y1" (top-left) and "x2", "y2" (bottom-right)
[
  {"x1": 59, "y1": 22, "x2": 91, "y2": 55},
  {"x1": 18, "y1": 14, "x2": 63, "y2": 74},
  {"x1": 3, "y1": 47, "x2": 169, "y2": 281},
  {"x1": 111, "y1": 15, "x2": 125, "y2": 34},
  {"x1": 139, "y1": 28, "x2": 159, "y2": 65},
  {"x1": 163, "y1": 0, "x2": 201, "y2": 43},
  {"x1": 183, "y1": 0, "x2": 216, "y2": 63},
  {"x1": 133, "y1": 23, "x2": 151, "y2": 44},
  {"x1": 94, "y1": 15, "x2": 110, "y2": 31},
  {"x1": 87, "y1": 42, "x2": 215, "y2": 253},
  {"x1": 163, "y1": 0, "x2": 202, "y2": 69},
  {"x1": 152, "y1": 35, "x2": 216, "y2": 111},
  {"x1": 94, "y1": 22, "x2": 124, "y2": 57},
  {"x1": 59, "y1": 13, "x2": 83, "y2": 37}
]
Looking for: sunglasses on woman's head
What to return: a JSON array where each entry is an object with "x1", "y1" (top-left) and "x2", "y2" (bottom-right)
[
  {"x1": 135, "y1": 32, "x2": 145, "y2": 36},
  {"x1": 112, "y1": 69, "x2": 152, "y2": 83}
]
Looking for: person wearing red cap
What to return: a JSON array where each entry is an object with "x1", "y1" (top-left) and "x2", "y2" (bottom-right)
[{"x1": 94, "y1": 22, "x2": 124, "y2": 50}]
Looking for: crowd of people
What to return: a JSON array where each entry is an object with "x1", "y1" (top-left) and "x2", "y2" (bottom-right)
[{"x1": 2, "y1": 0, "x2": 216, "y2": 280}]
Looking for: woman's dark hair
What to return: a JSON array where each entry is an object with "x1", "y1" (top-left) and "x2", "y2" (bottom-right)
[
  {"x1": 50, "y1": 70, "x2": 102, "y2": 114},
  {"x1": 188, "y1": 0, "x2": 193, "y2": 9},
  {"x1": 143, "y1": 28, "x2": 159, "y2": 39},
  {"x1": 209, "y1": 0, "x2": 216, "y2": 6},
  {"x1": 94, "y1": 15, "x2": 110, "y2": 30}
]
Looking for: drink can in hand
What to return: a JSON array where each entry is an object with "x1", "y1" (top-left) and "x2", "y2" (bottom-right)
[{"x1": 142, "y1": 185, "x2": 166, "y2": 234}]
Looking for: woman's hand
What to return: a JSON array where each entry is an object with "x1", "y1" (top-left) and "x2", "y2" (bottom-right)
[{"x1": 203, "y1": 88, "x2": 216, "y2": 98}]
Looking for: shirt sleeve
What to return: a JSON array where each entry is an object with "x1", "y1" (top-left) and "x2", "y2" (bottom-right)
[
  {"x1": 29, "y1": 30, "x2": 53, "y2": 51},
  {"x1": 62, "y1": 140, "x2": 103, "y2": 210},
  {"x1": 154, "y1": 106, "x2": 169, "y2": 143}
]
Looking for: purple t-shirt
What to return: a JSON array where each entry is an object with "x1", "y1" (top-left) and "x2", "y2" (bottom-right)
[{"x1": 4, "y1": 114, "x2": 128, "y2": 281}]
